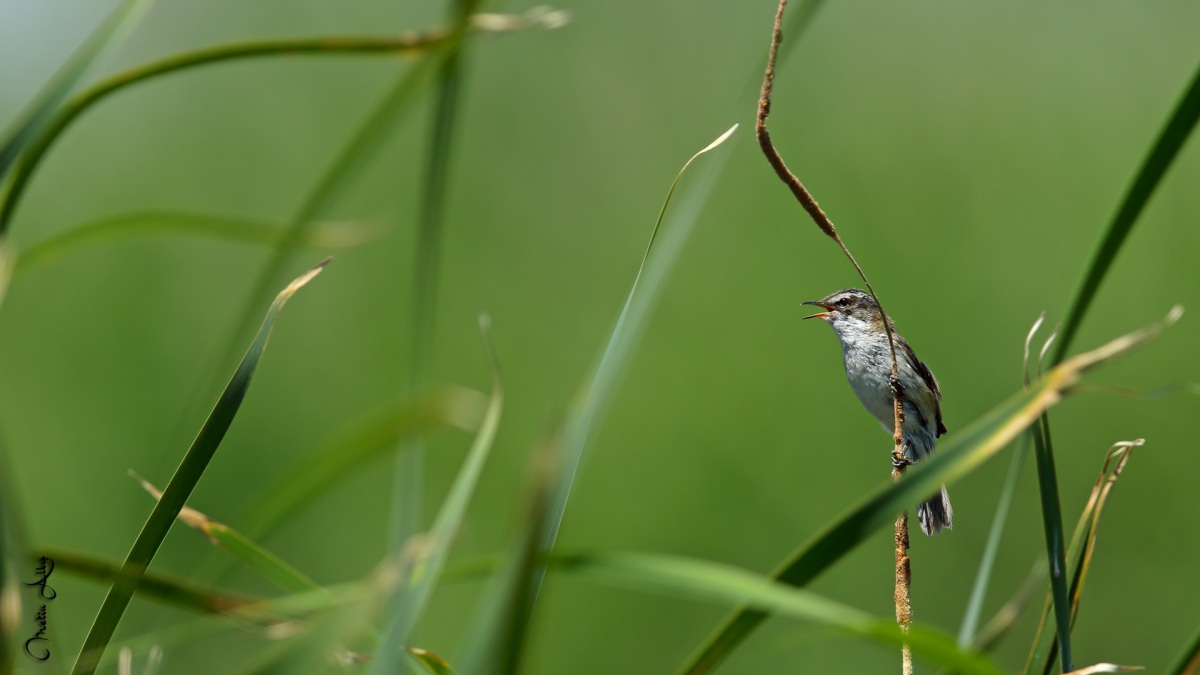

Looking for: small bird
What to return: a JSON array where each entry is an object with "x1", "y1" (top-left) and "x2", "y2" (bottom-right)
[{"x1": 802, "y1": 288, "x2": 952, "y2": 535}]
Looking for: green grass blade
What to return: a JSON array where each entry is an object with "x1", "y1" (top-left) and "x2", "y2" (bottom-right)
[
  {"x1": 0, "y1": 0, "x2": 154, "y2": 184},
  {"x1": 245, "y1": 387, "x2": 485, "y2": 539},
  {"x1": 1165, "y1": 622, "x2": 1200, "y2": 675},
  {"x1": 529, "y1": 124, "x2": 738, "y2": 608},
  {"x1": 1031, "y1": 415, "x2": 1073, "y2": 673},
  {"x1": 958, "y1": 435, "x2": 1028, "y2": 647},
  {"x1": 69, "y1": 258, "x2": 328, "y2": 675},
  {"x1": 556, "y1": 551, "x2": 1005, "y2": 675},
  {"x1": 369, "y1": 316, "x2": 504, "y2": 675},
  {"x1": 34, "y1": 548, "x2": 259, "y2": 616},
  {"x1": 1053, "y1": 59, "x2": 1200, "y2": 364},
  {"x1": 678, "y1": 307, "x2": 1182, "y2": 675},
  {"x1": 13, "y1": 211, "x2": 381, "y2": 274}
]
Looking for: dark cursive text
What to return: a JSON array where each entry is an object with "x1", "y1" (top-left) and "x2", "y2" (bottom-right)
[
  {"x1": 24, "y1": 556, "x2": 56, "y2": 600},
  {"x1": 23, "y1": 556, "x2": 55, "y2": 661},
  {"x1": 24, "y1": 605, "x2": 49, "y2": 661}
]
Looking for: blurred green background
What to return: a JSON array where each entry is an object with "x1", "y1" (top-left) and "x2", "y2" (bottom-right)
[{"x1": 2, "y1": 0, "x2": 1199, "y2": 672}]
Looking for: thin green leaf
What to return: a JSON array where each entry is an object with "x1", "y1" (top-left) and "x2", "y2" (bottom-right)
[
  {"x1": 556, "y1": 551, "x2": 1005, "y2": 675},
  {"x1": 1165, "y1": 622, "x2": 1200, "y2": 675},
  {"x1": 1053, "y1": 59, "x2": 1200, "y2": 364},
  {"x1": 678, "y1": 307, "x2": 1182, "y2": 675},
  {"x1": 246, "y1": 387, "x2": 486, "y2": 539},
  {"x1": 70, "y1": 258, "x2": 328, "y2": 675},
  {"x1": 529, "y1": 123, "x2": 738, "y2": 607},
  {"x1": 0, "y1": 0, "x2": 154, "y2": 184},
  {"x1": 13, "y1": 211, "x2": 382, "y2": 274},
  {"x1": 34, "y1": 548, "x2": 258, "y2": 616},
  {"x1": 1031, "y1": 413, "x2": 1073, "y2": 673},
  {"x1": 370, "y1": 316, "x2": 504, "y2": 675}
]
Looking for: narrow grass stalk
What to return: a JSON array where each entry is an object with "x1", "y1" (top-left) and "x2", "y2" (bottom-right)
[
  {"x1": 69, "y1": 259, "x2": 327, "y2": 675},
  {"x1": 1029, "y1": 416, "x2": 1073, "y2": 672}
]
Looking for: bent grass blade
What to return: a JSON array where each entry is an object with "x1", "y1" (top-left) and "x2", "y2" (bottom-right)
[{"x1": 69, "y1": 258, "x2": 328, "y2": 675}]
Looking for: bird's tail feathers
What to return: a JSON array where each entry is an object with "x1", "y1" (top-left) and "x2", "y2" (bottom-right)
[{"x1": 917, "y1": 485, "x2": 953, "y2": 535}]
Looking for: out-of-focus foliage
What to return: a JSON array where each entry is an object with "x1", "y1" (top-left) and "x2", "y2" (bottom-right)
[{"x1": 1, "y1": 1, "x2": 1198, "y2": 673}]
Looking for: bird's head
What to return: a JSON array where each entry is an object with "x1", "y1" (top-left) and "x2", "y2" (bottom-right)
[{"x1": 802, "y1": 288, "x2": 887, "y2": 336}]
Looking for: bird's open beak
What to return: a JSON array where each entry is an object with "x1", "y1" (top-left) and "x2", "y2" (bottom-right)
[{"x1": 801, "y1": 300, "x2": 833, "y2": 320}]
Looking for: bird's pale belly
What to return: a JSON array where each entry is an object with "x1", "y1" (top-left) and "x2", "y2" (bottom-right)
[{"x1": 841, "y1": 343, "x2": 936, "y2": 441}]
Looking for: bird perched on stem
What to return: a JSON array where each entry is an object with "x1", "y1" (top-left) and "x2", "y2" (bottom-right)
[{"x1": 803, "y1": 288, "x2": 952, "y2": 535}]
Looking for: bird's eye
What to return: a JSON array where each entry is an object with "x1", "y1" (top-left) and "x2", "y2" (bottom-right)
[{"x1": 837, "y1": 297, "x2": 851, "y2": 307}]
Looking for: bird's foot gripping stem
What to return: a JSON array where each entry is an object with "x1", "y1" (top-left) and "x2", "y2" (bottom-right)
[{"x1": 891, "y1": 448, "x2": 911, "y2": 471}]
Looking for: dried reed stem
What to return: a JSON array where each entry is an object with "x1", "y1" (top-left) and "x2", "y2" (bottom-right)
[{"x1": 756, "y1": 1, "x2": 912, "y2": 672}]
